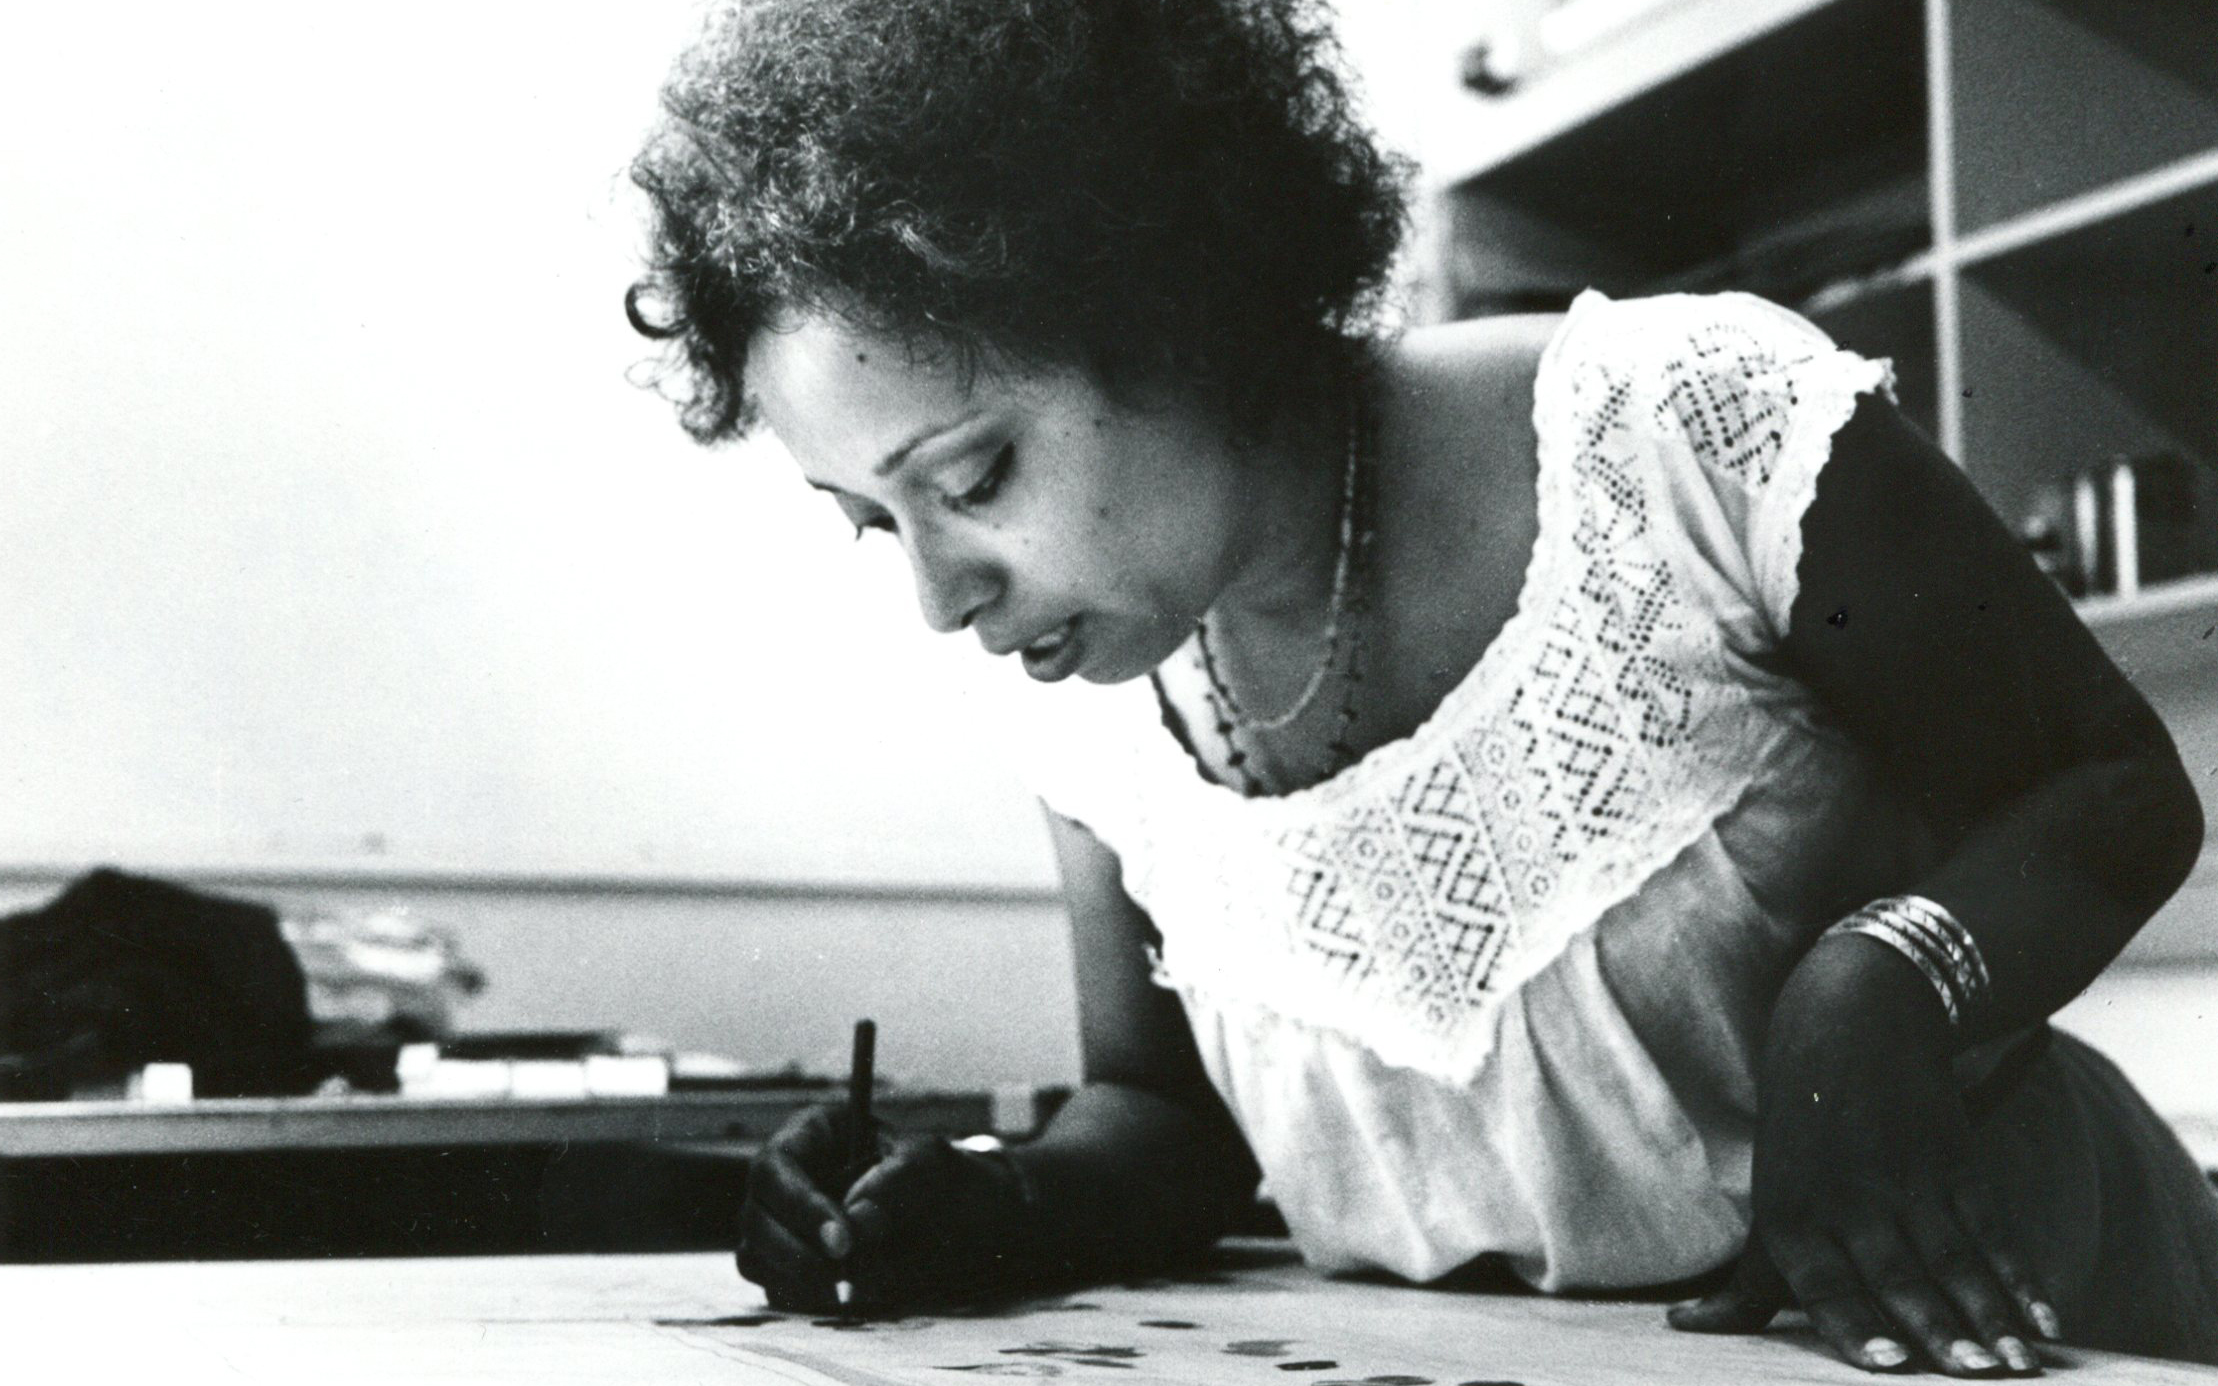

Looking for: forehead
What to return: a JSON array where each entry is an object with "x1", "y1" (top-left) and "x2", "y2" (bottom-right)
[{"x1": 746, "y1": 313, "x2": 977, "y2": 484}]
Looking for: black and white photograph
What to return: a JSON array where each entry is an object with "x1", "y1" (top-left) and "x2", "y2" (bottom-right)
[{"x1": 2, "y1": 0, "x2": 2215, "y2": 1379}]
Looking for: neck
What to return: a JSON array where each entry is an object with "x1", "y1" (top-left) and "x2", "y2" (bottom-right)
[{"x1": 1210, "y1": 389, "x2": 1359, "y2": 627}]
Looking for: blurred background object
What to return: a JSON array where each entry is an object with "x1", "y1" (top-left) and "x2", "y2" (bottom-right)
[
  {"x1": 0, "y1": 870, "x2": 311, "y2": 1101},
  {"x1": 280, "y1": 903, "x2": 485, "y2": 1047}
]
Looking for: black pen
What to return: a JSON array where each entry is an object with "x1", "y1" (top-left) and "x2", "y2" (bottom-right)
[{"x1": 837, "y1": 1018, "x2": 875, "y2": 1307}]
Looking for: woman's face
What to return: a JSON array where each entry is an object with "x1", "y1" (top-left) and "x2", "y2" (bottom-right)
[{"x1": 747, "y1": 312, "x2": 1263, "y2": 684}]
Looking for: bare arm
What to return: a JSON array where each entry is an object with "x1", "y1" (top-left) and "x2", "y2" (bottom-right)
[
  {"x1": 1778, "y1": 400, "x2": 2204, "y2": 1041},
  {"x1": 1677, "y1": 394, "x2": 2206, "y2": 1370},
  {"x1": 1010, "y1": 809, "x2": 1261, "y2": 1279}
]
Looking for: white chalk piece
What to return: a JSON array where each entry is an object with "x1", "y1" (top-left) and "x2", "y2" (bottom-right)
[
  {"x1": 130, "y1": 1063, "x2": 195, "y2": 1104},
  {"x1": 415, "y1": 1059, "x2": 513, "y2": 1099},
  {"x1": 583, "y1": 1054, "x2": 671, "y2": 1097},
  {"x1": 395, "y1": 1043, "x2": 440, "y2": 1091},
  {"x1": 508, "y1": 1060, "x2": 591, "y2": 1101}
]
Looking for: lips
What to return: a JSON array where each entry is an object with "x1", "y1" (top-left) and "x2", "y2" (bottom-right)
[{"x1": 1016, "y1": 617, "x2": 1083, "y2": 682}]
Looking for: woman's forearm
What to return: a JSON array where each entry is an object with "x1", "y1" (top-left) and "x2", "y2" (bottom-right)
[
  {"x1": 1814, "y1": 746, "x2": 2204, "y2": 1049},
  {"x1": 1010, "y1": 1079, "x2": 1261, "y2": 1279}
]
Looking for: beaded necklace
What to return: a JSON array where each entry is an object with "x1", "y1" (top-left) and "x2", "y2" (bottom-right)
[{"x1": 1192, "y1": 389, "x2": 1374, "y2": 796}]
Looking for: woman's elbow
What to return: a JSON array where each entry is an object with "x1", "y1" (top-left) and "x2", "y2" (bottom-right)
[{"x1": 2096, "y1": 746, "x2": 2208, "y2": 913}]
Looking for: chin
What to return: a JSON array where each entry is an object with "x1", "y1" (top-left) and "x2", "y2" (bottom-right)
[
  {"x1": 1078, "y1": 663, "x2": 1142, "y2": 686},
  {"x1": 1078, "y1": 624, "x2": 1191, "y2": 686}
]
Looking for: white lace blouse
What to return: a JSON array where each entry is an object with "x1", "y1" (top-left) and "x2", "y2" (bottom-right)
[{"x1": 998, "y1": 290, "x2": 1934, "y2": 1292}]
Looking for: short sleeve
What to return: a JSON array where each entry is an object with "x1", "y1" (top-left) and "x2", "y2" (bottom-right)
[{"x1": 1572, "y1": 291, "x2": 1897, "y2": 652}]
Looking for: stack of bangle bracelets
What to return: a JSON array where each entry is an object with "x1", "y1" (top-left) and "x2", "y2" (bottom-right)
[{"x1": 1825, "y1": 894, "x2": 1992, "y2": 1029}]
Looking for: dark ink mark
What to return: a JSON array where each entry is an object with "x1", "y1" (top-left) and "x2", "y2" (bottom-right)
[
  {"x1": 1278, "y1": 1362, "x2": 1340, "y2": 1372},
  {"x1": 1961, "y1": 387, "x2": 1976, "y2": 398},
  {"x1": 1827, "y1": 607, "x2": 1849, "y2": 629},
  {"x1": 1139, "y1": 1320, "x2": 1198, "y2": 1329},
  {"x1": 813, "y1": 1318, "x2": 873, "y2": 1330},
  {"x1": 1073, "y1": 1361, "x2": 1136, "y2": 1370},
  {"x1": 856, "y1": 352, "x2": 870, "y2": 363},
  {"x1": 2203, "y1": 625, "x2": 2215, "y2": 640},
  {"x1": 1000, "y1": 1344, "x2": 1143, "y2": 1361},
  {"x1": 653, "y1": 1313, "x2": 784, "y2": 1327},
  {"x1": 1360, "y1": 1377, "x2": 1435, "y2": 1385},
  {"x1": 1047, "y1": 1303, "x2": 1102, "y2": 1312},
  {"x1": 936, "y1": 1366, "x2": 1063, "y2": 1378},
  {"x1": 1454, "y1": 1380, "x2": 1527, "y2": 1385},
  {"x1": 1226, "y1": 1340, "x2": 1295, "y2": 1357}
]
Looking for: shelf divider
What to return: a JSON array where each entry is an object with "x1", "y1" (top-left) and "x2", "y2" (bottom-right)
[{"x1": 1954, "y1": 146, "x2": 2218, "y2": 270}]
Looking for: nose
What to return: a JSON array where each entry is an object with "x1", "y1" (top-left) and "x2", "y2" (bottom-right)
[{"x1": 903, "y1": 526, "x2": 998, "y2": 635}]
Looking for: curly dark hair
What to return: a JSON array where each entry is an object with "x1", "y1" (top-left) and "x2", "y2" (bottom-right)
[{"x1": 626, "y1": 0, "x2": 1409, "y2": 444}]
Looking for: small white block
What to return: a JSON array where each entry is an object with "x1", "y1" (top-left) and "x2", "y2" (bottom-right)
[
  {"x1": 509, "y1": 1060, "x2": 590, "y2": 1100},
  {"x1": 133, "y1": 1063, "x2": 195, "y2": 1104},
  {"x1": 396, "y1": 1043, "x2": 440, "y2": 1083},
  {"x1": 583, "y1": 1054, "x2": 670, "y2": 1097},
  {"x1": 412, "y1": 1059, "x2": 512, "y2": 1099}
]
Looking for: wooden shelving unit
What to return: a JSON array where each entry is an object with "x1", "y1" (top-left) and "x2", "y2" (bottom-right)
[
  {"x1": 1429, "y1": 0, "x2": 2218, "y2": 661},
  {"x1": 1421, "y1": 0, "x2": 2218, "y2": 969}
]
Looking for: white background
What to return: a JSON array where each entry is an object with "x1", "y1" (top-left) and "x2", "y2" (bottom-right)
[{"x1": 0, "y1": 2, "x2": 1061, "y2": 889}]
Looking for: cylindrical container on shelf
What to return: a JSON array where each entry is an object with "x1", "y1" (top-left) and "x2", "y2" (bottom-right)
[
  {"x1": 2071, "y1": 467, "x2": 2107, "y2": 596},
  {"x1": 2109, "y1": 459, "x2": 2140, "y2": 597}
]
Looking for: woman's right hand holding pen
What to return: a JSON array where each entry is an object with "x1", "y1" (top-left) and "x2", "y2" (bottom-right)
[{"x1": 738, "y1": 1104, "x2": 1041, "y2": 1312}]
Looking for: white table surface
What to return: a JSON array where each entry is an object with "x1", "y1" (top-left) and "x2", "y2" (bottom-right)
[{"x1": 8, "y1": 1243, "x2": 2214, "y2": 1385}]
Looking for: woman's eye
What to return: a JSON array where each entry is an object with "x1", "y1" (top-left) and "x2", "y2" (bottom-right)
[{"x1": 944, "y1": 443, "x2": 1014, "y2": 512}]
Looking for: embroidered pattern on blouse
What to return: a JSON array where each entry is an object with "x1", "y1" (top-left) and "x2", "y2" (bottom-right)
[
  {"x1": 1081, "y1": 295, "x2": 1889, "y2": 1081},
  {"x1": 1664, "y1": 315, "x2": 1800, "y2": 491},
  {"x1": 1225, "y1": 345, "x2": 1717, "y2": 1054}
]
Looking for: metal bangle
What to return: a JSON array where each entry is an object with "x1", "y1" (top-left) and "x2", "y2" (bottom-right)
[{"x1": 1825, "y1": 895, "x2": 1989, "y2": 1028}]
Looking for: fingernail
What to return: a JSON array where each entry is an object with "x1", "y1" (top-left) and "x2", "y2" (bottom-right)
[
  {"x1": 1864, "y1": 1338, "x2": 1910, "y2": 1369},
  {"x1": 2029, "y1": 1302, "x2": 2062, "y2": 1340},
  {"x1": 820, "y1": 1220, "x2": 851, "y2": 1259},
  {"x1": 1951, "y1": 1340, "x2": 2002, "y2": 1372},
  {"x1": 1997, "y1": 1336, "x2": 2036, "y2": 1372}
]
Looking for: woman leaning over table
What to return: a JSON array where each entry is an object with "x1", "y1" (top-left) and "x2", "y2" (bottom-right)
[{"x1": 624, "y1": 0, "x2": 2217, "y2": 1368}]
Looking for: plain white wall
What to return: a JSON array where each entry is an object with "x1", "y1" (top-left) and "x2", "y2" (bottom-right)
[
  {"x1": 0, "y1": 1, "x2": 1505, "y2": 893},
  {"x1": 0, "y1": 1, "x2": 1057, "y2": 891}
]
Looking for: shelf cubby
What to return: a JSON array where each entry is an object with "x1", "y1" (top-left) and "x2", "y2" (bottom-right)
[
  {"x1": 1439, "y1": 0, "x2": 1927, "y2": 315},
  {"x1": 1950, "y1": 0, "x2": 2218, "y2": 236},
  {"x1": 1956, "y1": 173, "x2": 2218, "y2": 535}
]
